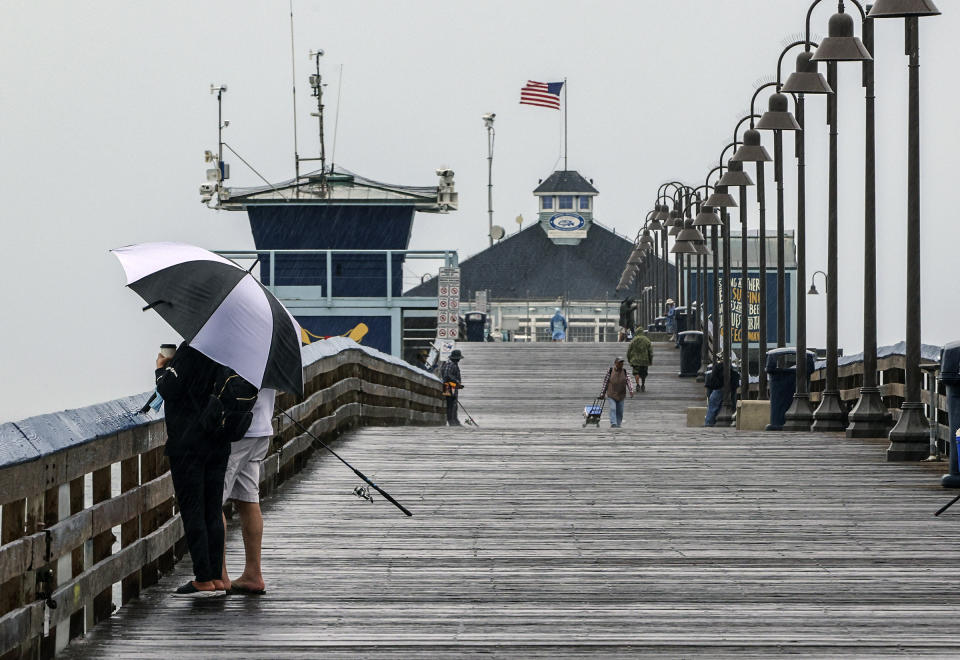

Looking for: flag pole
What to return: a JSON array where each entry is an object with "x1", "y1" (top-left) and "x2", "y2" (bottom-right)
[{"x1": 563, "y1": 77, "x2": 568, "y2": 171}]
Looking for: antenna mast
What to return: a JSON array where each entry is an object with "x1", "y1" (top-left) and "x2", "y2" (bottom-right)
[{"x1": 288, "y1": 0, "x2": 300, "y2": 196}]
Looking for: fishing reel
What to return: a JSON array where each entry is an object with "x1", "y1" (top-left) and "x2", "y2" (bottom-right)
[{"x1": 353, "y1": 485, "x2": 375, "y2": 503}]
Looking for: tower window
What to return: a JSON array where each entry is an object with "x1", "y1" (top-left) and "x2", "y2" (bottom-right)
[
  {"x1": 558, "y1": 195, "x2": 573, "y2": 209},
  {"x1": 579, "y1": 196, "x2": 591, "y2": 210},
  {"x1": 542, "y1": 196, "x2": 554, "y2": 210}
]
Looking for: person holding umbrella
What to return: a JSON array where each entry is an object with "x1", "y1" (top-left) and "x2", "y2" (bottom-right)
[
  {"x1": 155, "y1": 343, "x2": 229, "y2": 597},
  {"x1": 112, "y1": 242, "x2": 305, "y2": 597}
]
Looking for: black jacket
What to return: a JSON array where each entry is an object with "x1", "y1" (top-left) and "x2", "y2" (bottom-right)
[{"x1": 155, "y1": 343, "x2": 220, "y2": 456}]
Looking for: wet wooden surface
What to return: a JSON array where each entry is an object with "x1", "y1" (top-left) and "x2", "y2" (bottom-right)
[{"x1": 62, "y1": 342, "x2": 960, "y2": 658}]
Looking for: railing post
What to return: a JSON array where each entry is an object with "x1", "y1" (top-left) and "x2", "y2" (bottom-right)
[
  {"x1": 91, "y1": 466, "x2": 113, "y2": 625},
  {"x1": 386, "y1": 251, "x2": 393, "y2": 302},
  {"x1": 326, "y1": 250, "x2": 333, "y2": 303},
  {"x1": 269, "y1": 250, "x2": 275, "y2": 293},
  {"x1": 120, "y1": 447, "x2": 140, "y2": 605}
]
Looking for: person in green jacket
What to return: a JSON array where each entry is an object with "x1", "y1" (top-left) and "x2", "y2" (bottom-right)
[{"x1": 627, "y1": 328, "x2": 654, "y2": 392}]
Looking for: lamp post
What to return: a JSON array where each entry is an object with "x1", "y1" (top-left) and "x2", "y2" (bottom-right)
[
  {"x1": 732, "y1": 122, "x2": 773, "y2": 400},
  {"x1": 719, "y1": 116, "x2": 759, "y2": 402},
  {"x1": 867, "y1": 0, "x2": 941, "y2": 460},
  {"x1": 705, "y1": 164, "x2": 739, "y2": 426},
  {"x1": 483, "y1": 113, "x2": 495, "y2": 247},
  {"x1": 808, "y1": 0, "x2": 872, "y2": 432},
  {"x1": 693, "y1": 184, "x2": 722, "y2": 373},
  {"x1": 780, "y1": 42, "x2": 834, "y2": 431}
]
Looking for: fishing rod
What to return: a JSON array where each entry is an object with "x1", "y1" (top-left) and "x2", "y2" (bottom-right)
[
  {"x1": 934, "y1": 493, "x2": 960, "y2": 517},
  {"x1": 277, "y1": 409, "x2": 412, "y2": 517},
  {"x1": 457, "y1": 399, "x2": 478, "y2": 427}
]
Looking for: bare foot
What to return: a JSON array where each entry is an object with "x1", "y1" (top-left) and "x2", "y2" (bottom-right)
[{"x1": 231, "y1": 576, "x2": 266, "y2": 592}]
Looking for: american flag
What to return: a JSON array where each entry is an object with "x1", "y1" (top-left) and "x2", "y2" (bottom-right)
[{"x1": 520, "y1": 80, "x2": 564, "y2": 110}]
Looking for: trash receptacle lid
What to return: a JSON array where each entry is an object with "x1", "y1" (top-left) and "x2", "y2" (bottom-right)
[{"x1": 940, "y1": 340, "x2": 960, "y2": 382}]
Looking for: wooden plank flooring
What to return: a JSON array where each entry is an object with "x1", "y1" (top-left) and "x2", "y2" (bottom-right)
[{"x1": 62, "y1": 342, "x2": 960, "y2": 658}]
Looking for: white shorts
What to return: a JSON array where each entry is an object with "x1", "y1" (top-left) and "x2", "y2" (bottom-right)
[{"x1": 222, "y1": 436, "x2": 270, "y2": 504}]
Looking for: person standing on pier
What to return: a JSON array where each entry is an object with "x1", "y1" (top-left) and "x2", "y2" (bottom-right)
[
  {"x1": 600, "y1": 356, "x2": 634, "y2": 428},
  {"x1": 155, "y1": 344, "x2": 227, "y2": 598},
  {"x1": 219, "y1": 388, "x2": 276, "y2": 596},
  {"x1": 627, "y1": 328, "x2": 654, "y2": 392},
  {"x1": 441, "y1": 349, "x2": 465, "y2": 426},
  {"x1": 618, "y1": 297, "x2": 637, "y2": 341},
  {"x1": 665, "y1": 299, "x2": 677, "y2": 343},
  {"x1": 550, "y1": 307, "x2": 568, "y2": 342}
]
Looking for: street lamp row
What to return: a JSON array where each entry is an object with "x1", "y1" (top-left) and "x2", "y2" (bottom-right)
[{"x1": 620, "y1": 0, "x2": 939, "y2": 460}]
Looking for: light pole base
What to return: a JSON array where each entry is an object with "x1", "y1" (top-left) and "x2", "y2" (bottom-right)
[
  {"x1": 941, "y1": 473, "x2": 960, "y2": 489},
  {"x1": 887, "y1": 402, "x2": 930, "y2": 461},
  {"x1": 812, "y1": 390, "x2": 845, "y2": 432},
  {"x1": 716, "y1": 397, "x2": 736, "y2": 427},
  {"x1": 783, "y1": 393, "x2": 814, "y2": 432},
  {"x1": 846, "y1": 387, "x2": 892, "y2": 438}
]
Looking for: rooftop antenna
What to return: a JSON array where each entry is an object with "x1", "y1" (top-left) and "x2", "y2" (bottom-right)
[
  {"x1": 330, "y1": 63, "x2": 344, "y2": 173},
  {"x1": 308, "y1": 49, "x2": 327, "y2": 196},
  {"x1": 288, "y1": 0, "x2": 300, "y2": 196}
]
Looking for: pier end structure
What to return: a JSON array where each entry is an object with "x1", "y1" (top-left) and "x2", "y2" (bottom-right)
[{"x1": 208, "y1": 167, "x2": 458, "y2": 357}]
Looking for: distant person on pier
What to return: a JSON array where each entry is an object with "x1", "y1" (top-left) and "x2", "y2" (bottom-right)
[
  {"x1": 704, "y1": 359, "x2": 740, "y2": 427},
  {"x1": 440, "y1": 349, "x2": 465, "y2": 426},
  {"x1": 550, "y1": 308, "x2": 568, "y2": 342},
  {"x1": 155, "y1": 344, "x2": 226, "y2": 598},
  {"x1": 627, "y1": 328, "x2": 654, "y2": 392},
  {"x1": 618, "y1": 297, "x2": 637, "y2": 341},
  {"x1": 600, "y1": 356, "x2": 634, "y2": 428},
  {"x1": 219, "y1": 388, "x2": 276, "y2": 596},
  {"x1": 665, "y1": 299, "x2": 677, "y2": 343}
]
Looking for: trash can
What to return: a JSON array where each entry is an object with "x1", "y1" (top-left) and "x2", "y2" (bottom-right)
[
  {"x1": 765, "y1": 348, "x2": 817, "y2": 431},
  {"x1": 678, "y1": 331, "x2": 703, "y2": 378},
  {"x1": 939, "y1": 340, "x2": 960, "y2": 488},
  {"x1": 464, "y1": 312, "x2": 487, "y2": 342},
  {"x1": 652, "y1": 316, "x2": 667, "y2": 333},
  {"x1": 674, "y1": 306, "x2": 689, "y2": 335}
]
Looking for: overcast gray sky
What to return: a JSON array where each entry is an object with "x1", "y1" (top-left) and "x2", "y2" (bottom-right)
[{"x1": 1, "y1": 0, "x2": 956, "y2": 423}]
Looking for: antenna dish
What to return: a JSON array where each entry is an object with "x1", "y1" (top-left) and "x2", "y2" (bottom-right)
[{"x1": 491, "y1": 225, "x2": 505, "y2": 241}]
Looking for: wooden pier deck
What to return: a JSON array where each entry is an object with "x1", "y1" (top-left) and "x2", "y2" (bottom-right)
[{"x1": 61, "y1": 342, "x2": 960, "y2": 658}]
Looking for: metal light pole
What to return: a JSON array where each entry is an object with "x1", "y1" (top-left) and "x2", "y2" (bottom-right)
[
  {"x1": 484, "y1": 113, "x2": 496, "y2": 247},
  {"x1": 705, "y1": 164, "x2": 738, "y2": 426},
  {"x1": 868, "y1": 0, "x2": 940, "y2": 460},
  {"x1": 808, "y1": 0, "x2": 872, "y2": 431},
  {"x1": 720, "y1": 117, "x2": 759, "y2": 402},
  {"x1": 732, "y1": 122, "x2": 773, "y2": 400},
  {"x1": 845, "y1": 8, "x2": 893, "y2": 438},
  {"x1": 780, "y1": 44, "x2": 833, "y2": 431}
]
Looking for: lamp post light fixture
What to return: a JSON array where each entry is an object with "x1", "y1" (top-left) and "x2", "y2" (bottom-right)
[
  {"x1": 867, "y1": 0, "x2": 941, "y2": 461},
  {"x1": 809, "y1": 269, "x2": 827, "y2": 295},
  {"x1": 780, "y1": 40, "x2": 833, "y2": 432},
  {"x1": 809, "y1": 0, "x2": 872, "y2": 433}
]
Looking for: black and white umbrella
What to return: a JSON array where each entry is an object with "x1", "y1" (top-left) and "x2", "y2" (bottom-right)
[{"x1": 112, "y1": 242, "x2": 304, "y2": 396}]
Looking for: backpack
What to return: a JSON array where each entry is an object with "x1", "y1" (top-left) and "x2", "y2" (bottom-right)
[{"x1": 199, "y1": 367, "x2": 259, "y2": 443}]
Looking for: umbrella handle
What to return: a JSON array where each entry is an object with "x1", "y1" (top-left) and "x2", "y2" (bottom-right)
[{"x1": 142, "y1": 300, "x2": 171, "y2": 312}]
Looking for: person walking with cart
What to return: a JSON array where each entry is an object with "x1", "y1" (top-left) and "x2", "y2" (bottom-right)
[
  {"x1": 627, "y1": 328, "x2": 654, "y2": 392},
  {"x1": 441, "y1": 349, "x2": 465, "y2": 426},
  {"x1": 600, "y1": 356, "x2": 634, "y2": 428}
]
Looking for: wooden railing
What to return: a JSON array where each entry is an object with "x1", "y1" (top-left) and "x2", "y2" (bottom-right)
[{"x1": 0, "y1": 340, "x2": 443, "y2": 658}]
